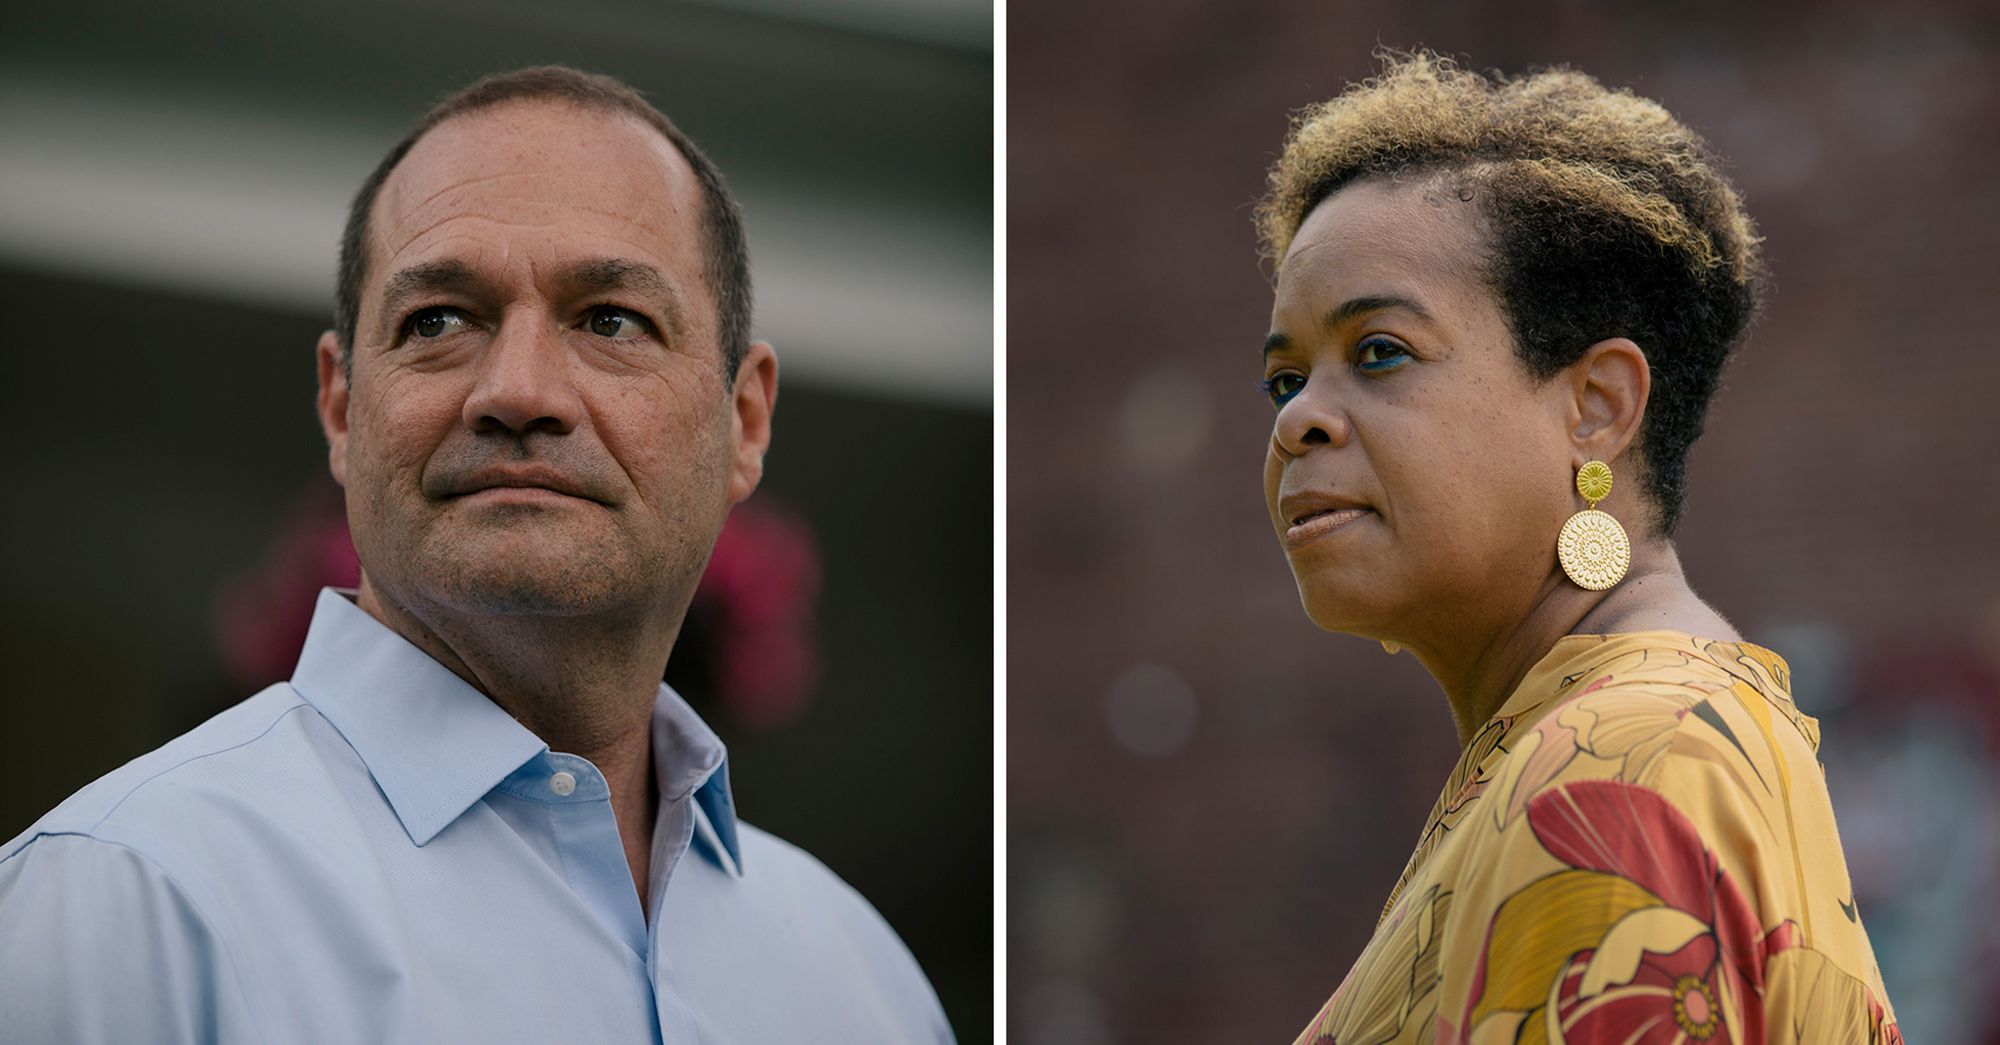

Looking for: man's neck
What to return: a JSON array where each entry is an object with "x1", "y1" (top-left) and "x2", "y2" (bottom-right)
[
  {"x1": 353, "y1": 575, "x2": 672, "y2": 916},
  {"x1": 1401, "y1": 541, "x2": 1739, "y2": 748}
]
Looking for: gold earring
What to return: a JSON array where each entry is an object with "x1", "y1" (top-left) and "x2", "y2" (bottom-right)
[
  {"x1": 1380, "y1": 640, "x2": 1402, "y2": 655},
  {"x1": 1557, "y1": 460, "x2": 1630, "y2": 590}
]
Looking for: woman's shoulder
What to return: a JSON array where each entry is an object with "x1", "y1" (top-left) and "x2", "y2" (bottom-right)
[
  {"x1": 1464, "y1": 632, "x2": 1896, "y2": 1042},
  {"x1": 1512, "y1": 630, "x2": 1820, "y2": 783},
  {"x1": 1472, "y1": 630, "x2": 1833, "y2": 827}
]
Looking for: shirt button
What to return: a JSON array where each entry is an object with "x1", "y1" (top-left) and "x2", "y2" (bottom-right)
[{"x1": 549, "y1": 771, "x2": 577, "y2": 796}]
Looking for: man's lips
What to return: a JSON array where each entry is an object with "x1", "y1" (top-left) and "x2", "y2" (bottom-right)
[
  {"x1": 454, "y1": 485, "x2": 590, "y2": 505},
  {"x1": 440, "y1": 466, "x2": 600, "y2": 503}
]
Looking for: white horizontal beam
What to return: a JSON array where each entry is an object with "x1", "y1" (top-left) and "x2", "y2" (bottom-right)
[{"x1": 0, "y1": 80, "x2": 992, "y2": 406}]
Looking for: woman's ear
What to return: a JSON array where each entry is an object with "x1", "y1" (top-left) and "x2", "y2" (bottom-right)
[{"x1": 1566, "y1": 337, "x2": 1650, "y2": 464}]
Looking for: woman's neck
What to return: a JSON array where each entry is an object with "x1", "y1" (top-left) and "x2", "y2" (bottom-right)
[{"x1": 1407, "y1": 539, "x2": 1740, "y2": 748}]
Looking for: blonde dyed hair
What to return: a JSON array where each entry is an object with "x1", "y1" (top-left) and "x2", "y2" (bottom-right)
[{"x1": 1255, "y1": 50, "x2": 1765, "y2": 534}]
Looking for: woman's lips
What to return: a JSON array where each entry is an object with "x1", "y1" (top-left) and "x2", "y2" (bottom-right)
[{"x1": 1284, "y1": 507, "x2": 1373, "y2": 548}]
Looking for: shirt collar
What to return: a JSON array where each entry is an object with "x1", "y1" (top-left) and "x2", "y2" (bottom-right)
[
  {"x1": 650, "y1": 679, "x2": 743, "y2": 874},
  {"x1": 290, "y1": 588, "x2": 744, "y2": 870},
  {"x1": 1493, "y1": 630, "x2": 1800, "y2": 729}
]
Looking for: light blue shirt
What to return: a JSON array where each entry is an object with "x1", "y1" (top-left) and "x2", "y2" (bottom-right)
[{"x1": 0, "y1": 589, "x2": 952, "y2": 1044}]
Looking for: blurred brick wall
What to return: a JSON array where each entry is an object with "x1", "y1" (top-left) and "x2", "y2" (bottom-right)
[{"x1": 1007, "y1": 2, "x2": 2000, "y2": 1042}]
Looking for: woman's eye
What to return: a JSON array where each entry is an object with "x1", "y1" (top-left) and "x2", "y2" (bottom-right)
[
  {"x1": 409, "y1": 307, "x2": 468, "y2": 339},
  {"x1": 1357, "y1": 337, "x2": 1412, "y2": 371},
  {"x1": 1262, "y1": 372, "x2": 1306, "y2": 407},
  {"x1": 586, "y1": 306, "x2": 648, "y2": 340}
]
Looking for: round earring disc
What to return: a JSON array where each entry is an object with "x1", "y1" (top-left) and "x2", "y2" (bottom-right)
[{"x1": 1558, "y1": 509, "x2": 1630, "y2": 590}]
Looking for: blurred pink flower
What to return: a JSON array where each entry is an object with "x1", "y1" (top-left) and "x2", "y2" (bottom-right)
[
  {"x1": 213, "y1": 482, "x2": 822, "y2": 730},
  {"x1": 688, "y1": 499, "x2": 823, "y2": 730},
  {"x1": 212, "y1": 482, "x2": 359, "y2": 691}
]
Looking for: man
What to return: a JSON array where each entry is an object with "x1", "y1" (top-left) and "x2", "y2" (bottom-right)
[{"x1": 0, "y1": 67, "x2": 953, "y2": 1043}]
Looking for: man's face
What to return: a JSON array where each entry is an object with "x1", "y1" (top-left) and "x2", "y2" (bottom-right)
[{"x1": 316, "y1": 100, "x2": 774, "y2": 624}]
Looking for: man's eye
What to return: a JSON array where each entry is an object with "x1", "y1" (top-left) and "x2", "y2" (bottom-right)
[
  {"x1": 409, "y1": 307, "x2": 468, "y2": 339},
  {"x1": 1262, "y1": 372, "x2": 1306, "y2": 407},
  {"x1": 586, "y1": 306, "x2": 648, "y2": 340}
]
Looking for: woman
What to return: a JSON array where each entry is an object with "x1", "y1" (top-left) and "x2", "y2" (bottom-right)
[{"x1": 1255, "y1": 52, "x2": 1899, "y2": 1043}]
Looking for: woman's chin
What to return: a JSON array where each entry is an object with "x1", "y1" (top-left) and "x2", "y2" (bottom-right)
[{"x1": 1297, "y1": 588, "x2": 1393, "y2": 637}]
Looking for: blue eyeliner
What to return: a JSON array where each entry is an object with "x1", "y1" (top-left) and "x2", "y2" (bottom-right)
[
  {"x1": 1260, "y1": 375, "x2": 1304, "y2": 407},
  {"x1": 1356, "y1": 337, "x2": 1412, "y2": 372},
  {"x1": 1262, "y1": 338, "x2": 1410, "y2": 407}
]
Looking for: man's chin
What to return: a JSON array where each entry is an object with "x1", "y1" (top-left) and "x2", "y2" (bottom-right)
[
  {"x1": 394, "y1": 534, "x2": 636, "y2": 618},
  {"x1": 431, "y1": 558, "x2": 633, "y2": 617},
  {"x1": 440, "y1": 579, "x2": 615, "y2": 617}
]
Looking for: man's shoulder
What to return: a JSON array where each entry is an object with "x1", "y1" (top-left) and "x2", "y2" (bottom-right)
[
  {"x1": 731, "y1": 818, "x2": 900, "y2": 926},
  {"x1": 708, "y1": 819, "x2": 952, "y2": 1039},
  {"x1": 3, "y1": 684, "x2": 317, "y2": 865}
]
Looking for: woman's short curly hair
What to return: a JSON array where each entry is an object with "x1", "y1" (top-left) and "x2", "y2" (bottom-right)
[{"x1": 1256, "y1": 50, "x2": 1764, "y2": 534}]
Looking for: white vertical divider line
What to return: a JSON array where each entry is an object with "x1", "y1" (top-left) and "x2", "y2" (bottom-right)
[{"x1": 989, "y1": 0, "x2": 1009, "y2": 1037}]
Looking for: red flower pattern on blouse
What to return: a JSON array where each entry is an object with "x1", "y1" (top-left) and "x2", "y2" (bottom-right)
[{"x1": 1527, "y1": 779, "x2": 1802, "y2": 1043}]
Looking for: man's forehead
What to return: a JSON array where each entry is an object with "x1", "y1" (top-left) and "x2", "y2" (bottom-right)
[{"x1": 370, "y1": 100, "x2": 702, "y2": 270}]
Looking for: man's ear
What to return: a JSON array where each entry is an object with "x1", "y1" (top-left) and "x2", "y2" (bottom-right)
[
  {"x1": 1565, "y1": 337, "x2": 1650, "y2": 466},
  {"x1": 315, "y1": 330, "x2": 351, "y2": 488},
  {"x1": 726, "y1": 341, "x2": 779, "y2": 505}
]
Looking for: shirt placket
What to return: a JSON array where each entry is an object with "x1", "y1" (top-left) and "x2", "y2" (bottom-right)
[{"x1": 535, "y1": 753, "x2": 651, "y2": 960}]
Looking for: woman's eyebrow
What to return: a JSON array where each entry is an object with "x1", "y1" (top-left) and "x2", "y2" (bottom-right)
[
  {"x1": 1265, "y1": 293, "x2": 1436, "y2": 359},
  {"x1": 1321, "y1": 294, "x2": 1434, "y2": 331}
]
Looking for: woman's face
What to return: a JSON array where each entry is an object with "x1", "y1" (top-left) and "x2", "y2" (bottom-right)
[{"x1": 1262, "y1": 177, "x2": 1579, "y2": 643}]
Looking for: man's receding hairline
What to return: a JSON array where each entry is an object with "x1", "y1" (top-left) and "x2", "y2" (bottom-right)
[{"x1": 335, "y1": 65, "x2": 752, "y2": 383}]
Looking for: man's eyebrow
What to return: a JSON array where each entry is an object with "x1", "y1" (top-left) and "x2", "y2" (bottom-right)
[
  {"x1": 556, "y1": 257, "x2": 688, "y2": 336},
  {"x1": 1263, "y1": 294, "x2": 1436, "y2": 358},
  {"x1": 560, "y1": 257, "x2": 667, "y2": 293},
  {"x1": 379, "y1": 259, "x2": 482, "y2": 329}
]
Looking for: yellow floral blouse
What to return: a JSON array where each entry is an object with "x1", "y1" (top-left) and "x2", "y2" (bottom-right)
[{"x1": 1292, "y1": 632, "x2": 1900, "y2": 1045}]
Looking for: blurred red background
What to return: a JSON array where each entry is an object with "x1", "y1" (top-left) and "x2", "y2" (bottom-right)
[{"x1": 1007, "y1": 2, "x2": 2000, "y2": 1042}]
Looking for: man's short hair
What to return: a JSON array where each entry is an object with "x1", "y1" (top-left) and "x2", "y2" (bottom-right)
[
  {"x1": 335, "y1": 66, "x2": 752, "y2": 380},
  {"x1": 1256, "y1": 50, "x2": 1764, "y2": 535}
]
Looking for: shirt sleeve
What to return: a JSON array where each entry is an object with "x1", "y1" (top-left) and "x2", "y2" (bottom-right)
[
  {"x1": 1647, "y1": 737, "x2": 1902, "y2": 1045},
  {"x1": 0, "y1": 832, "x2": 253, "y2": 1044}
]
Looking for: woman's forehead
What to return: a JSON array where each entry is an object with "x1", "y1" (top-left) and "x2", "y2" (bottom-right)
[
  {"x1": 1274, "y1": 178, "x2": 1493, "y2": 327},
  {"x1": 1284, "y1": 178, "x2": 1484, "y2": 282}
]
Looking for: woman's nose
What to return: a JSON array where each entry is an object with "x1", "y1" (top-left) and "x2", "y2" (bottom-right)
[{"x1": 1271, "y1": 384, "x2": 1353, "y2": 456}]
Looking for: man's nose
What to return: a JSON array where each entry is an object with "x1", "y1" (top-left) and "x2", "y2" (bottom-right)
[{"x1": 462, "y1": 313, "x2": 583, "y2": 435}]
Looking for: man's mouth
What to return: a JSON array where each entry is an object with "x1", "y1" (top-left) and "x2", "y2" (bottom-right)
[{"x1": 455, "y1": 485, "x2": 587, "y2": 504}]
